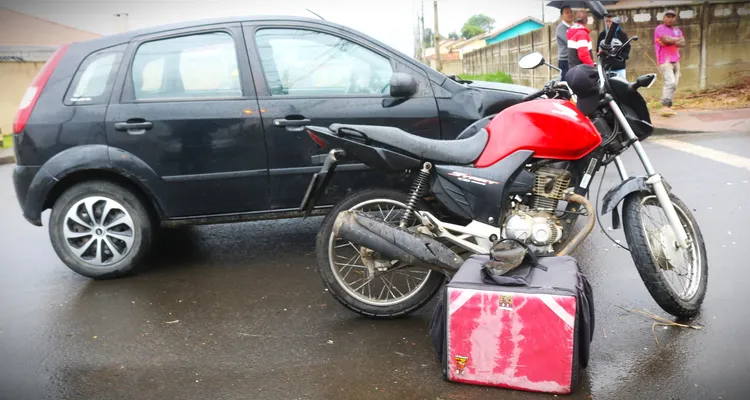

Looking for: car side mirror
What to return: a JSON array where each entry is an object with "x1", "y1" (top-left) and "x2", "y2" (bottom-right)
[
  {"x1": 390, "y1": 72, "x2": 418, "y2": 98},
  {"x1": 518, "y1": 52, "x2": 545, "y2": 70}
]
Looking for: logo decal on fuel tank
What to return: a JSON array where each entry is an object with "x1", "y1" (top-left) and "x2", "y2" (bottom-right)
[{"x1": 447, "y1": 172, "x2": 500, "y2": 186}]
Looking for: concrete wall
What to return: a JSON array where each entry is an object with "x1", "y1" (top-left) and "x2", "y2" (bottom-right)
[
  {"x1": 463, "y1": 2, "x2": 750, "y2": 98},
  {"x1": 430, "y1": 59, "x2": 463, "y2": 76},
  {"x1": 459, "y1": 38, "x2": 488, "y2": 57},
  {"x1": 0, "y1": 62, "x2": 44, "y2": 134}
]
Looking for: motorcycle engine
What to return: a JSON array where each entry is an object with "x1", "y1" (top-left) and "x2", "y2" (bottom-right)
[{"x1": 503, "y1": 167, "x2": 570, "y2": 253}]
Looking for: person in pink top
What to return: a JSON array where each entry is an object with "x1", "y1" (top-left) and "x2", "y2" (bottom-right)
[{"x1": 654, "y1": 9, "x2": 685, "y2": 116}]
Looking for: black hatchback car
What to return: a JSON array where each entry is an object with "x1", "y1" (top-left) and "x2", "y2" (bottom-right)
[{"x1": 11, "y1": 15, "x2": 534, "y2": 279}]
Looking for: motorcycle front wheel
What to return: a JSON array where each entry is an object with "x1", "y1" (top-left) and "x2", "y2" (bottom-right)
[
  {"x1": 622, "y1": 192, "x2": 708, "y2": 318},
  {"x1": 315, "y1": 188, "x2": 446, "y2": 319}
]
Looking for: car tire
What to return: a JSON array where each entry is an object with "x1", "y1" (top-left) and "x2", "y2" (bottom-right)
[{"x1": 48, "y1": 180, "x2": 154, "y2": 279}]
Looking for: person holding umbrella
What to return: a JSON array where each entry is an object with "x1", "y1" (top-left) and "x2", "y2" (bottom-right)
[{"x1": 555, "y1": 5, "x2": 575, "y2": 79}]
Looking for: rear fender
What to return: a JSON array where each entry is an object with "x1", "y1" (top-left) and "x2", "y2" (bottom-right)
[
  {"x1": 25, "y1": 145, "x2": 113, "y2": 224},
  {"x1": 26, "y1": 145, "x2": 165, "y2": 224},
  {"x1": 601, "y1": 176, "x2": 671, "y2": 229}
]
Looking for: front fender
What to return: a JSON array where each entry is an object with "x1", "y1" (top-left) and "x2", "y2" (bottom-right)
[
  {"x1": 601, "y1": 175, "x2": 672, "y2": 229},
  {"x1": 602, "y1": 176, "x2": 649, "y2": 215}
]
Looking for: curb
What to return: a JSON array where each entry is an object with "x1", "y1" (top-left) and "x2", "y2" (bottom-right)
[
  {"x1": 652, "y1": 127, "x2": 706, "y2": 136},
  {"x1": 652, "y1": 126, "x2": 747, "y2": 136},
  {"x1": 0, "y1": 147, "x2": 15, "y2": 165}
]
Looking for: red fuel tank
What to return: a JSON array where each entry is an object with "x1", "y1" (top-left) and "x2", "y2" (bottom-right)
[{"x1": 475, "y1": 99, "x2": 602, "y2": 168}]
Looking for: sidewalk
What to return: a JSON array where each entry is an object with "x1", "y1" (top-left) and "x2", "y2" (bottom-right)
[
  {"x1": 652, "y1": 108, "x2": 750, "y2": 135},
  {"x1": 0, "y1": 146, "x2": 14, "y2": 165}
]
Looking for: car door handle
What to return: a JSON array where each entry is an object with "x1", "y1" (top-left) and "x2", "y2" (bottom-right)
[
  {"x1": 114, "y1": 120, "x2": 153, "y2": 135},
  {"x1": 273, "y1": 118, "x2": 311, "y2": 132}
]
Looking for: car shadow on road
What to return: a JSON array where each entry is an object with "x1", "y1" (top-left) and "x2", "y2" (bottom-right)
[{"x1": 137, "y1": 217, "x2": 325, "y2": 275}]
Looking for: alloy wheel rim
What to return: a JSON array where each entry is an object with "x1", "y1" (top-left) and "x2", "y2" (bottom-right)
[{"x1": 63, "y1": 196, "x2": 135, "y2": 266}]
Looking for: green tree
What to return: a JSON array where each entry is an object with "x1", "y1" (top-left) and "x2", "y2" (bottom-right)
[
  {"x1": 448, "y1": 32, "x2": 459, "y2": 40},
  {"x1": 461, "y1": 14, "x2": 495, "y2": 39}
]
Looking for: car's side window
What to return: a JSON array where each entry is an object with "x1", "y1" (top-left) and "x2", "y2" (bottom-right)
[
  {"x1": 254, "y1": 28, "x2": 393, "y2": 97},
  {"x1": 65, "y1": 50, "x2": 122, "y2": 106},
  {"x1": 131, "y1": 32, "x2": 242, "y2": 101}
]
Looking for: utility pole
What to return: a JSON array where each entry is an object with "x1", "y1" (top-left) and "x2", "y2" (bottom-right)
[
  {"x1": 114, "y1": 13, "x2": 129, "y2": 33},
  {"x1": 433, "y1": 0, "x2": 442, "y2": 71},
  {"x1": 420, "y1": 0, "x2": 425, "y2": 62}
]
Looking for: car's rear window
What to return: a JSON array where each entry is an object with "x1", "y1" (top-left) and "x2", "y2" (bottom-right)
[{"x1": 65, "y1": 48, "x2": 123, "y2": 106}]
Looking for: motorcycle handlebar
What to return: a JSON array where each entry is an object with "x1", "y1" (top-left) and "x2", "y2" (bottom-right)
[{"x1": 523, "y1": 88, "x2": 547, "y2": 102}]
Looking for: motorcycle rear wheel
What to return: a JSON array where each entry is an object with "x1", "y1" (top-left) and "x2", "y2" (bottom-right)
[
  {"x1": 622, "y1": 192, "x2": 708, "y2": 318},
  {"x1": 316, "y1": 188, "x2": 446, "y2": 319}
]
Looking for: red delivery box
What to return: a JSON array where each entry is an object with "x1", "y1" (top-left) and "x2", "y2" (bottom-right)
[{"x1": 431, "y1": 255, "x2": 594, "y2": 394}]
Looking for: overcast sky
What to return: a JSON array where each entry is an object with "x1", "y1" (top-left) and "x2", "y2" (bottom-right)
[{"x1": 2, "y1": 0, "x2": 566, "y2": 55}]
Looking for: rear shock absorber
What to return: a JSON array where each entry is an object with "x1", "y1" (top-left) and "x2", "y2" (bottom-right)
[{"x1": 399, "y1": 162, "x2": 432, "y2": 228}]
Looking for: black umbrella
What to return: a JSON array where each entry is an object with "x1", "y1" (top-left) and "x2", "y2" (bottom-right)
[
  {"x1": 546, "y1": 1, "x2": 618, "y2": 7},
  {"x1": 547, "y1": 1, "x2": 617, "y2": 18}
]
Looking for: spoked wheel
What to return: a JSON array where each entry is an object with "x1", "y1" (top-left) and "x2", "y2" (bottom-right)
[
  {"x1": 315, "y1": 189, "x2": 447, "y2": 318},
  {"x1": 622, "y1": 192, "x2": 708, "y2": 318}
]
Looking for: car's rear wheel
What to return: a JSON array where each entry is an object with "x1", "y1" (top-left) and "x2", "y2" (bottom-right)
[{"x1": 48, "y1": 180, "x2": 154, "y2": 279}]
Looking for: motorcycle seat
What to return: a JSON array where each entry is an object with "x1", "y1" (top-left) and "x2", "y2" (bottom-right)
[{"x1": 329, "y1": 123, "x2": 489, "y2": 165}]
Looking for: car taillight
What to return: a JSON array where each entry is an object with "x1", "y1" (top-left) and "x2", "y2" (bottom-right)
[{"x1": 12, "y1": 44, "x2": 70, "y2": 134}]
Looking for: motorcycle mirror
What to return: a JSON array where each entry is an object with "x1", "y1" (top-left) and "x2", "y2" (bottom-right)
[
  {"x1": 629, "y1": 73, "x2": 657, "y2": 91},
  {"x1": 518, "y1": 52, "x2": 545, "y2": 70}
]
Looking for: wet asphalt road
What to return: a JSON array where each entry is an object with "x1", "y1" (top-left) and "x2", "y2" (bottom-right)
[{"x1": 1, "y1": 131, "x2": 750, "y2": 400}]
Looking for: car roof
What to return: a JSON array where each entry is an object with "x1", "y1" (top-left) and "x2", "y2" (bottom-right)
[
  {"x1": 82, "y1": 15, "x2": 370, "y2": 49},
  {"x1": 71, "y1": 15, "x2": 447, "y2": 85}
]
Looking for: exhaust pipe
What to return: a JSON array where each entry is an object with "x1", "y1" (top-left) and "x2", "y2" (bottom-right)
[
  {"x1": 332, "y1": 211, "x2": 464, "y2": 273},
  {"x1": 557, "y1": 192, "x2": 596, "y2": 256}
]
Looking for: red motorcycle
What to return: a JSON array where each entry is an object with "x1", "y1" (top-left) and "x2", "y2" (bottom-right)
[{"x1": 301, "y1": 16, "x2": 707, "y2": 320}]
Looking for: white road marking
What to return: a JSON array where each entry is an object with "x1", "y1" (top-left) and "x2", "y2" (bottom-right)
[{"x1": 651, "y1": 138, "x2": 750, "y2": 172}]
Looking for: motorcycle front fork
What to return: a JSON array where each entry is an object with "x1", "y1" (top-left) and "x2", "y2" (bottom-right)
[{"x1": 608, "y1": 100, "x2": 689, "y2": 249}]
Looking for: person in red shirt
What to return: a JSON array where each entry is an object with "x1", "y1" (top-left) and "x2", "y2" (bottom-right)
[{"x1": 565, "y1": 10, "x2": 594, "y2": 76}]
